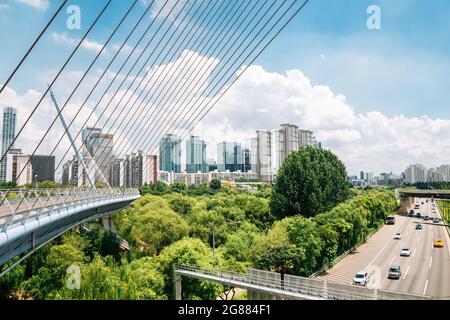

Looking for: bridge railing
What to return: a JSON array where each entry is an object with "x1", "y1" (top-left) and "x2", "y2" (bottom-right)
[
  {"x1": 175, "y1": 264, "x2": 432, "y2": 300},
  {"x1": 0, "y1": 188, "x2": 140, "y2": 232}
]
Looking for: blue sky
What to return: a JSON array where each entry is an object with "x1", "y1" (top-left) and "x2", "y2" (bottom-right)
[
  {"x1": 256, "y1": 0, "x2": 450, "y2": 118},
  {"x1": 0, "y1": 0, "x2": 450, "y2": 176},
  {"x1": 1, "y1": 0, "x2": 449, "y2": 118}
]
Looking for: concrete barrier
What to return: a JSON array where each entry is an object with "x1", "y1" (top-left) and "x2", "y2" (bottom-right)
[
  {"x1": 327, "y1": 281, "x2": 375, "y2": 300},
  {"x1": 284, "y1": 274, "x2": 323, "y2": 297}
]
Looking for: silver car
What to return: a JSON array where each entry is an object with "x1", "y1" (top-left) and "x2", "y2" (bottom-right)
[
  {"x1": 400, "y1": 247, "x2": 411, "y2": 257},
  {"x1": 353, "y1": 271, "x2": 369, "y2": 286}
]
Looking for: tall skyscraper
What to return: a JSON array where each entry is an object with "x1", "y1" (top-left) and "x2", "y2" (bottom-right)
[
  {"x1": 159, "y1": 134, "x2": 181, "y2": 173},
  {"x1": 186, "y1": 136, "x2": 207, "y2": 173},
  {"x1": 0, "y1": 107, "x2": 17, "y2": 183},
  {"x1": 404, "y1": 164, "x2": 428, "y2": 184},
  {"x1": 252, "y1": 130, "x2": 272, "y2": 182},
  {"x1": 81, "y1": 127, "x2": 114, "y2": 184},
  {"x1": 241, "y1": 148, "x2": 252, "y2": 172},
  {"x1": 298, "y1": 129, "x2": 314, "y2": 147},
  {"x1": 30, "y1": 155, "x2": 55, "y2": 182},
  {"x1": 217, "y1": 141, "x2": 242, "y2": 172}
]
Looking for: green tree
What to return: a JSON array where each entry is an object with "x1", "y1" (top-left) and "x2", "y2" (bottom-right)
[
  {"x1": 157, "y1": 237, "x2": 223, "y2": 300},
  {"x1": 270, "y1": 147, "x2": 349, "y2": 218},
  {"x1": 209, "y1": 178, "x2": 221, "y2": 190}
]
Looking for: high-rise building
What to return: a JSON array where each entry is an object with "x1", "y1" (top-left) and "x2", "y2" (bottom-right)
[
  {"x1": 130, "y1": 151, "x2": 143, "y2": 187},
  {"x1": 206, "y1": 158, "x2": 217, "y2": 172},
  {"x1": 217, "y1": 141, "x2": 242, "y2": 172},
  {"x1": 404, "y1": 164, "x2": 428, "y2": 184},
  {"x1": 437, "y1": 165, "x2": 450, "y2": 181},
  {"x1": 159, "y1": 134, "x2": 181, "y2": 173},
  {"x1": 4, "y1": 148, "x2": 32, "y2": 185},
  {"x1": 252, "y1": 130, "x2": 272, "y2": 182},
  {"x1": 428, "y1": 168, "x2": 444, "y2": 182},
  {"x1": 81, "y1": 127, "x2": 114, "y2": 184},
  {"x1": 186, "y1": 136, "x2": 207, "y2": 173},
  {"x1": 143, "y1": 154, "x2": 158, "y2": 185},
  {"x1": 298, "y1": 129, "x2": 314, "y2": 147},
  {"x1": 0, "y1": 107, "x2": 17, "y2": 183},
  {"x1": 30, "y1": 155, "x2": 55, "y2": 182},
  {"x1": 241, "y1": 148, "x2": 252, "y2": 172}
]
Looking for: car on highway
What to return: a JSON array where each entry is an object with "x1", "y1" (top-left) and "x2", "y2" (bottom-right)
[
  {"x1": 416, "y1": 212, "x2": 422, "y2": 219},
  {"x1": 433, "y1": 240, "x2": 444, "y2": 248},
  {"x1": 432, "y1": 218, "x2": 440, "y2": 223},
  {"x1": 400, "y1": 247, "x2": 411, "y2": 257},
  {"x1": 388, "y1": 266, "x2": 401, "y2": 279},
  {"x1": 414, "y1": 204, "x2": 420, "y2": 209},
  {"x1": 421, "y1": 201, "x2": 424, "y2": 205},
  {"x1": 385, "y1": 216, "x2": 396, "y2": 225},
  {"x1": 394, "y1": 232, "x2": 402, "y2": 240},
  {"x1": 415, "y1": 224, "x2": 422, "y2": 230},
  {"x1": 408, "y1": 210, "x2": 414, "y2": 217},
  {"x1": 353, "y1": 271, "x2": 369, "y2": 286},
  {"x1": 424, "y1": 215, "x2": 429, "y2": 221}
]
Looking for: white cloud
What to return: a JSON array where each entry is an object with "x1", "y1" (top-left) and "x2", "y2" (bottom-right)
[
  {"x1": 194, "y1": 65, "x2": 450, "y2": 175},
  {"x1": 51, "y1": 32, "x2": 105, "y2": 53},
  {"x1": 81, "y1": 39, "x2": 104, "y2": 53},
  {"x1": 2, "y1": 51, "x2": 449, "y2": 178},
  {"x1": 51, "y1": 32, "x2": 77, "y2": 46},
  {"x1": 0, "y1": 4, "x2": 11, "y2": 11},
  {"x1": 14, "y1": 0, "x2": 49, "y2": 11}
]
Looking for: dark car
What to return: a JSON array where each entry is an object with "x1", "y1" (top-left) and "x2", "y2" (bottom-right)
[
  {"x1": 408, "y1": 210, "x2": 414, "y2": 217},
  {"x1": 385, "y1": 216, "x2": 395, "y2": 225},
  {"x1": 416, "y1": 212, "x2": 421, "y2": 219},
  {"x1": 388, "y1": 266, "x2": 401, "y2": 279},
  {"x1": 424, "y1": 216, "x2": 430, "y2": 221},
  {"x1": 416, "y1": 224, "x2": 422, "y2": 230}
]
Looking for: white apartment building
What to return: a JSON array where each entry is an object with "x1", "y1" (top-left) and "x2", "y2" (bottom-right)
[{"x1": 404, "y1": 164, "x2": 428, "y2": 184}]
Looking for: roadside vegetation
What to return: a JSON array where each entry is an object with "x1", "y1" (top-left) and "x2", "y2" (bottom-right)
[{"x1": 0, "y1": 147, "x2": 399, "y2": 300}]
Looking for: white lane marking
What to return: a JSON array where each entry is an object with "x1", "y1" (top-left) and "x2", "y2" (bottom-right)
[
  {"x1": 403, "y1": 266, "x2": 410, "y2": 279},
  {"x1": 365, "y1": 217, "x2": 407, "y2": 270},
  {"x1": 412, "y1": 248, "x2": 417, "y2": 257},
  {"x1": 405, "y1": 231, "x2": 409, "y2": 237},
  {"x1": 417, "y1": 236, "x2": 420, "y2": 243},
  {"x1": 389, "y1": 255, "x2": 396, "y2": 265},
  {"x1": 423, "y1": 280, "x2": 428, "y2": 296},
  {"x1": 401, "y1": 242, "x2": 405, "y2": 248},
  {"x1": 429, "y1": 257, "x2": 433, "y2": 269}
]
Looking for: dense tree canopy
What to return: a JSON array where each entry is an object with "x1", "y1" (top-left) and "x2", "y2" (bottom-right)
[
  {"x1": 1, "y1": 178, "x2": 399, "y2": 300},
  {"x1": 270, "y1": 147, "x2": 350, "y2": 218}
]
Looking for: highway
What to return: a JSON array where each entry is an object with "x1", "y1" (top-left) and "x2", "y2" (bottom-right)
[{"x1": 318, "y1": 198, "x2": 450, "y2": 298}]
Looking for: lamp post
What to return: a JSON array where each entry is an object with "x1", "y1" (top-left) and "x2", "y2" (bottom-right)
[{"x1": 34, "y1": 174, "x2": 38, "y2": 189}]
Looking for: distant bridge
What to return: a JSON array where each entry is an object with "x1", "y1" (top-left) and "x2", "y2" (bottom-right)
[
  {"x1": 397, "y1": 189, "x2": 450, "y2": 214},
  {"x1": 398, "y1": 189, "x2": 450, "y2": 200},
  {"x1": 0, "y1": 188, "x2": 139, "y2": 268}
]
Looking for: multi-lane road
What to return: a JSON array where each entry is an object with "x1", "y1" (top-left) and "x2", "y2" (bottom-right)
[{"x1": 318, "y1": 198, "x2": 450, "y2": 298}]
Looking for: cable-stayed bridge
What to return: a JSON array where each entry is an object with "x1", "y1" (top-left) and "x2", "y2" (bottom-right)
[{"x1": 0, "y1": 0, "x2": 310, "y2": 272}]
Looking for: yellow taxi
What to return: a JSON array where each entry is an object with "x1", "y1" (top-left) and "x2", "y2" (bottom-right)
[{"x1": 433, "y1": 240, "x2": 444, "y2": 248}]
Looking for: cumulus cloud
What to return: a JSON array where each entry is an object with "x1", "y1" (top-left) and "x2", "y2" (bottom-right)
[
  {"x1": 14, "y1": 0, "x2": 49, "y2": 11},
  {"x1": 1, "y1": 52, "x2": 449, "y2": 178},
  {"x1": 193, "y1": 65, "x2": 450, "y2": 175},
  {"x1": 51, "y1": 32, "x2": 105, "y2": 53}
]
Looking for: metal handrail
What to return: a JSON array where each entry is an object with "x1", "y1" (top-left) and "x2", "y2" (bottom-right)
[
  {"x1": 175, "y1": 264, "x2": 432, "y2": 300},
  {"x1": 0, "y1": 188, "x2": 139, "y2": 231}
]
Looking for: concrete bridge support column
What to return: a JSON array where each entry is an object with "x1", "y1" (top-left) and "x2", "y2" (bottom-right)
[
  {"x1": 174, "y1": 273, "x2": 182, "y2": 300},
  {"x1": 399, "y1": 197, "x2": 413, "y2": 214}
]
